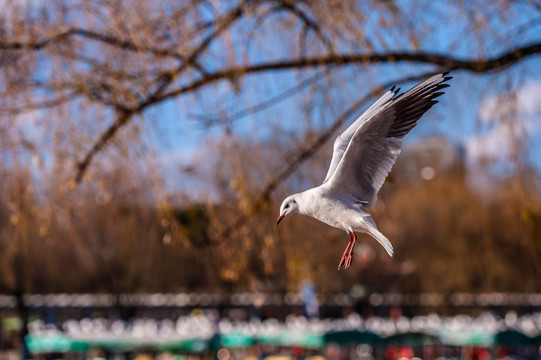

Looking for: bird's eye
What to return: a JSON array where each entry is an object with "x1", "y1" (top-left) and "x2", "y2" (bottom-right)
[{"x1": 285, "y1": 204, "x2": 290, "y2": 209}]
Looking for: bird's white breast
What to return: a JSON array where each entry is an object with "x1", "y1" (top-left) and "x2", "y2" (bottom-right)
[{"x1": 297, "y1": 187, "x2": 369, "y2": 233}]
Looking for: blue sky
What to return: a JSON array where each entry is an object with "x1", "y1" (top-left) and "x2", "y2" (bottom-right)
[{"x1": 4, "y1": 1, "x2": 541, "y2": 196}]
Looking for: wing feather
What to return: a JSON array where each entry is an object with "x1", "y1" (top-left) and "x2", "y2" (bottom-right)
[
  {"x1": 322, "y1": 87, "x2": 399, "y2": 184},
  {"x1": 324, "y1": 73, "x2": 452, "y2": 207}
]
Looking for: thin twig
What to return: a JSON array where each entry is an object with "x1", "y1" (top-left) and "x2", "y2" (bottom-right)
[{"x1": 189, "y1": 69, "x2": 332, "y2": 126}]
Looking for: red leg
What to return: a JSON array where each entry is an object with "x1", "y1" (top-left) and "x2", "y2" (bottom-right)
[
  {"x1": 338, "y1": 232, "x2": 354, "y2": 270},
  {"x1": 345, "y1": 232, "x2": 357, "y2": 269}
]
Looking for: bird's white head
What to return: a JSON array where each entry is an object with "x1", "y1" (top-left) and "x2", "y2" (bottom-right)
[{"x1": 276, "y1": 195, "x2": 300, "y2": 225}]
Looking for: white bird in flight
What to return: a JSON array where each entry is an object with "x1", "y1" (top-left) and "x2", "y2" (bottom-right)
[{"x1": 276, "y1": 72, "x2": 452, "y2": 269}]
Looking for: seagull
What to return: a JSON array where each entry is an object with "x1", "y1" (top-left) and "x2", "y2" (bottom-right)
[{"x1": 276, "y1": 72, "x2": 452, "y2": 270}]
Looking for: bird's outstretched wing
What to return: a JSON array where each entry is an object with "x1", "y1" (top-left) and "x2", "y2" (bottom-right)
[
  {"x1": 322, "y1": 86, "x2": 398, "y2": 185},
  {"x1": 324, "y1": 72, "x2": 452, "y2": 207}
]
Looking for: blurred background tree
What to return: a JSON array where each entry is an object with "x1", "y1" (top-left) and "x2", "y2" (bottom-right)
[{"x1": 0, "y1": 0, "x2": 540, "y2": 300}]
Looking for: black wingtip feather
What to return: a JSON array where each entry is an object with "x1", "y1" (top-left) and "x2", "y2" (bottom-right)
[{"x1": 385, "y1": 73, "x2": 451, "y2": 139}]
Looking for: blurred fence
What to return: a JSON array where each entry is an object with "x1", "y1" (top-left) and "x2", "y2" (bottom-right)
[
  {"x1": 1, "y1": 292, "x2": 541, "y2": 310},
  {"x1": 1, "y1": 293, "x2": 541, "y2": 359}
]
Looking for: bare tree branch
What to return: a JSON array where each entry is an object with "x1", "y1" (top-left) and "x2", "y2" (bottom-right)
[
  {"x1": 272, "y1": 1, "x2": 335, "y2": 55},
  {"x1": 158, "y1": 41, "x2": 541, "y2": 102},
  {"x1": 71, "y1": 3, "x2": 247, "y2": 183},
  {"x1": 189, "y1": 69, "x2": 332, "y2": 126},
  {"x1": 72, "y1": 41, "x2": 541, "y2": 184},
  {"x1": 74, "y1": 109, "x2": 132, "y2": 183},
  {"x1": 0, "y1": 28, "x2": 176, "y2": 56},
  {"x1": 0, "y1": 5, "x2": 242, "y2": 76},
  {"x1": 0, "y1": 91, "x2": 81, "y2": 115}
]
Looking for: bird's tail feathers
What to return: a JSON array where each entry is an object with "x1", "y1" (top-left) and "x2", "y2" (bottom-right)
[
  {"x1": 369, "y1": 227, "x2": 394, "y2": 257},
  {"x1": 361, "y1": 215, "x2": 394, "y2": 257}
]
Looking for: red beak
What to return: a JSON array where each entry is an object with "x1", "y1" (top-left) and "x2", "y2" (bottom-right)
[{"x1": 276, "y1": 214, "x2": 285, "y2": 226}]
